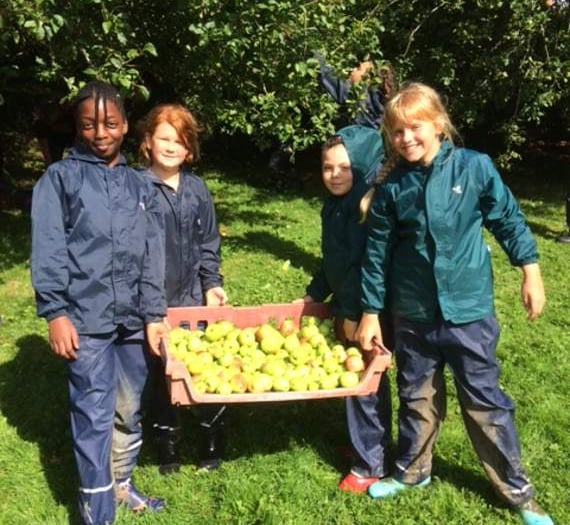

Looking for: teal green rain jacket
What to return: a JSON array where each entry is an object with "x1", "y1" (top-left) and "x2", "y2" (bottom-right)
[
  {"x1": 306, "y1": 125, "x2": 384, "y2": 321},
  {"x1": 361, "y1": 141, "x2": 538, "y2": 324}
]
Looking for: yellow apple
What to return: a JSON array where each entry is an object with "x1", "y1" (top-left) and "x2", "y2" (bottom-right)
[
  {"x1": 339, "y1": 370, "x2": 360, "y2": 388},
  {"x1": 345, "y1": 354, "x2": 365, "y2": 372},
  {"x1": 272, "y1": 376, "x2": 291, "y2": 392},
  {"x1": 238, "y1": 327, "x2": 257, "y2": 346},
  {"x1": 279, "y1": 318, "x2": 298, "y2": 336}
]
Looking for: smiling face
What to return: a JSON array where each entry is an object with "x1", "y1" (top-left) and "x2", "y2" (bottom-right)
[
  {"x1": 390, "y1": 117, "x2": 442, "y2": 166},
  {"x1": 322, "y1": 143, "x2": 353, "y2": 196},
  {"x1": 145, "y1": 121, "x2": 190, "y2": 178},
  {"x1": 76, "y1": 97, "x2": 128, "y2": 166}
]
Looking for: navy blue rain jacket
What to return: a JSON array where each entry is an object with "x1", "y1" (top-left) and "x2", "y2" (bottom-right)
[
  {"x1": 306, "y1": 125, "x2": 384, "y2": 321},
  {"x1": 142, "y1": 169, "x2": 223, "y2": 307},
  {"x1": 317, "y1": 55, "x2": 385, "y2": 130},
  {"x1": 31, "y1": 146, "x2": 167, "y2": 334}
]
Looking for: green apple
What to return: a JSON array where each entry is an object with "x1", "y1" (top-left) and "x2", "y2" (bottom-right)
[
  {"x1": 301, "y1": 315, "x2": 319, "y2": 327},
  {"x1": 339, "y1": 370, "x2": 360, "y2": 388},
  {"x1": 187, "y1": 335, "x2": 205, "y2": 353},
  {"x1": 309, "y1": 333, "x2": 326, "y2": 348},
  {"x1": 225, "y1": 327, "x2": 242, "y2": 342},
  {"x1": 283, "y1": 333, "x2": 301, "y2": 352},
  {"x1": 346, "y1": 346, "x2": 361, "y2": 357},
  {"x1": 216, "y1": 381, "x2": 233, "y2": 395},
  {"x1": 272, "y1": 376, "x2": 291, "y2": 392},
  {"x1": 261, "y1": 359, "x2": 287, "y2": 377},
  {"x1": 204, "y1": 323, "x2": 224, "y2": 342},
  {"x1": 319, "y1": 318, "x2": 333, "y2": 335},
  {"x1": 289, "y1": 375, "x2": 309, "y2": 392},
  {"x1": 319, "y1": 373, "x2": 339, "y2": 390},
  {"x1": 300, "y1": 324, "x2": 320, "y2": 340},
  {"x1": 238, "y1": 327, "x2": 257, "y2": 346},
  {"x1": 279, "y1": 318, "x2": 298, "y2": 336},
  {"x1": 169, "y1": 327, "x2": 189, "y2": 344},
  {"x1": 230, "y1": 373, "x2": 248, "y2": 393},
  {"x1": 250, "y1": 372, "x2": 273, "y2": 393},
  {"x1": 331, "y1": 344, "x2": 347, "y2": 363},
  {"x1": 194, "y1": 379, "x2": 208, "y2": 394},
  {"x1": 218, "y1": 351, "x2": 236, "y2": 368},
  {"x1": 260, "y1": 332, "x2": 285, "y2": 354},
  {"x1": 185, "y1": 352, "x2": 204, "y2": 375},
  {"x1": 323, "y1": 356, "x2": 341, "y2": 374},
  {"x1": 255, "y1": 323, "x2": 278, "y2": 342},
  {"x1": 223, "y1": 339, "x2": 240, "y2": 353}
]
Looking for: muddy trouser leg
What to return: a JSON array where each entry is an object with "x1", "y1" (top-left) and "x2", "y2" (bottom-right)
[
  {"x1": 112, "y1": 328, "x2": 149, "y2": 482},
  {"x1": 345, "y1": 371, "x2": 392, "y2": 477},
  {"x1": 68, "y1": 332, "x2": 119, "y2": 525},
  {"x1": 443, "y1": 316, "x2": 534, "y2": 506},
  {"x1": 393, "y1": 317, "x2": 447, "y2": 485}
]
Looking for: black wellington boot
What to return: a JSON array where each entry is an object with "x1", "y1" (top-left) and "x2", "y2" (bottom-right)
[
  {"x1": 198, "y1": 423, "x2": 225, "y2": 471},
  {"x1": 156, "y1": 427, "x2": 181, "y2": 475}
]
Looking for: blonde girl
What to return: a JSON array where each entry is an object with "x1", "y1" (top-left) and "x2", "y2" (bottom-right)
[{"x1": 356, "y1": 83, "x2": 551, "y2": 525}]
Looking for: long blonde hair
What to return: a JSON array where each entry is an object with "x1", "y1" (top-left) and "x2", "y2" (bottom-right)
[{"x1": 360, "y1": 82, "x2": 459, "y2": 217}]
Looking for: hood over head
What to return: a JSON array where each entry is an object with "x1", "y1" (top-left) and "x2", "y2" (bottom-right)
[
  {"x1": 335, "y1": 125, "x2": 384, "y2": 187},
  {"x1": 326, "y1": 125, "x2": 384, "y2": 210}
]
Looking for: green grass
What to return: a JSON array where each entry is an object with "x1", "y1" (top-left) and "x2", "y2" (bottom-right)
[{"x1": 0, "y1": 155, "x2": 569, "y2": 525}]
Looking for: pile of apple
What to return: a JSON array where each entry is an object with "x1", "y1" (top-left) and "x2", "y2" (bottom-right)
[{"x1": 166, "y1": 315, "x2": 367, "y2": 395}]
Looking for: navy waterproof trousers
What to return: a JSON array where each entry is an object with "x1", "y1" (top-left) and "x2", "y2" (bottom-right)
[
  {"x1": 392, "y1": 315, "x2": 534, "y2": 506},
  {"x1": 68, "y1": 328, "x2": 150, "y2": 525},
  {"x1": 345, "y1": 313, "x2": 393, "y2": 478}
]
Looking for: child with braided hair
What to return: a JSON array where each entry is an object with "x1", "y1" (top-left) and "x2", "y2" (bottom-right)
[{"x1": 357, "y1": 82, "x2": 553, "y2": 525}]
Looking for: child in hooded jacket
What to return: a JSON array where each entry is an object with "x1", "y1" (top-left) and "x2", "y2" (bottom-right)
[
  {"x1": 137, "y1": 103, "x2": 228, "y2": 473},
  {"x1": 31, "y1": 81, "x2": 167, "y2": 525},
  {"x1": 297, "y1": 125, "x2": 393, "y2": 492},
  {"x1": 316, "y1": 52, "x2": 396, "y2": 130},
  {"x1": 357, "y1": 82, "x2": 552, "y2": 525}
]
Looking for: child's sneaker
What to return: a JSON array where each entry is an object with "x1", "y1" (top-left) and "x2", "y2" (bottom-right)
[
  {"x1": 339, "y1": 472, "x2": 379, "y2": 493},
  {"x1": 115, "y1": 478, "x2": 165, "y2": 513},
  {"x1": 515, "y1": 499, "x2": 554, "y2": 525},
  {"x1": 368, "y1": 476, "x2": 431, "y2": 499}
]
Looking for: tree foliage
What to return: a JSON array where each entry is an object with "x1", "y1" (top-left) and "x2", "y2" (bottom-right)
[{"x1": 1, "y1": 0, "x2": 569, "y2": 165}]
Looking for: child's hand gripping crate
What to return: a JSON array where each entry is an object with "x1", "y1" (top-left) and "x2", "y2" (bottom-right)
[{"x1": 161, "y1": 302, "x2": 391, "y2": 405}]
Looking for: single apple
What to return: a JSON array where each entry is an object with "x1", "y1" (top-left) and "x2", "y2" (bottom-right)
[
  {"x1": 279, "y1": 318, "x2": 298, "y2": 336},
  {"x1": 272, "y1": 376, "x2": 291, "y2": 392},
  {"x1": 345, "y1": 354, "x2": 365, "y2": 372},
  {"x1": 319, "y1": 373, "x2": 339, "y2": 390},
  {"x1": 339, "y1": 370, "x2": 360, "y2": 388},
  {"x1": 238, "y1": 327, "x2": 257, "y2": 346}
]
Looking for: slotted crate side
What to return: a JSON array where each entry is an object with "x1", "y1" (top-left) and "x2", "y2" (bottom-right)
[{"x1": 166, "y1": 302, "x2": 331, "y2": 330}]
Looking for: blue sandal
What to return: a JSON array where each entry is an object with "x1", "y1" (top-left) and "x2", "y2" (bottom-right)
[{"x1": 115, "y1": 478, "x2": 165, "y2": 512}]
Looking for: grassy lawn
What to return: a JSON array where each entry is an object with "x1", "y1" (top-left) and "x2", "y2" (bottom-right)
[{"x1": 0, "y1": 151, "x2": 568, "y2": 525}]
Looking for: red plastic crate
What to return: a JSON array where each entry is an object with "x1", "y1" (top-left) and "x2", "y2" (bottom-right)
[{"x1": 161, "y1": 302, "x2": 391, "y2": 405}]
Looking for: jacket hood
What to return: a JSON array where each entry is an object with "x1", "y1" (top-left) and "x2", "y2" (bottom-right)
[
  {"x1": 326, "y1": 125, "x2": 384, "y2": 209},
  {"x1": 336, "y1": 125, "x2": 384, "y2": 186}
]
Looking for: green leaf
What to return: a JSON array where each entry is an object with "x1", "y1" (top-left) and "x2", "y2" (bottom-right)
[{"x1": 143, "y1": 42, "x2": 158, "y2": 57}]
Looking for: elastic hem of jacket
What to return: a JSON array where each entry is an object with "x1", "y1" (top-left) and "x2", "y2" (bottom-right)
[{"x1": 45, "y1": 310, "x2": 68, "y2": 322}]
